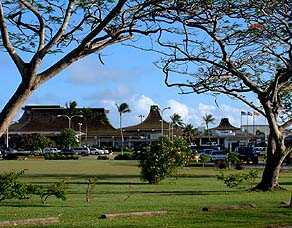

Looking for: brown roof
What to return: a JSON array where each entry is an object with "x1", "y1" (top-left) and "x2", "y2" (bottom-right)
[
  {"x1": 123, "y1": 105, "x2": 170, "y2": 132},
  {"x1": 10, "y1": 105, "x2": 119, "y2": 136},
  {"x1": 211, "y1": 118, "x2": 240, "y2": 131}
]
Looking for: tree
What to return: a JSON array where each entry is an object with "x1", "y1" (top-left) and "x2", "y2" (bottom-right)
[
  {"x1": 139, "y1": 136, "x2": 191, "y2": 184},
  {"x1": 170, "y1": 113, "x2": 184, "y2": 139},
  {"x1": 0, "y1": 1, "x2": 160, "y2": 138},
  {"x1": 116, "y1": 102, "x2": 131, "y2": 154},
  {"x1": 203, "y1": 114, "x2": 215, "y2": 143},
  {"x1": 65, "y1": 101, "x2": 78, "y2": 116},
  {"x1": 150, "y1": 0, "x2": 292, "y2": 190},
  {"x1": 56, "y1": 128, "x2": 79, "y2": 150},
  {"x1": 21, "y1": 133, "x2": 56, "y2": 151},
  {"x1": 183, "y1": 124, "x2": 198, "y2": 144}
]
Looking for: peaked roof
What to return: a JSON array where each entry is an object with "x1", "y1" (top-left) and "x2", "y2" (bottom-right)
[
  {"x1": 123, "y1": 105, "x2": 169, "y2": 131},
  {"x1": 211, "y1": 118, "x2": 240, "y2": 131},
  {"x1": 9, "y1": 105, "x2": 120, "y2": 136}
]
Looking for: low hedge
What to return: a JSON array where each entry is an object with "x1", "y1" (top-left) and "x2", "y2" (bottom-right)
[
  {"x1": 44, "y1": 152, "x2": 79, "y2": 160},
  {"x1": 97, "y1": 155, "x2": 109, "y2": 160},
  {"x1": 114, "y1": 152, "x2": 133, "y2": 160}
]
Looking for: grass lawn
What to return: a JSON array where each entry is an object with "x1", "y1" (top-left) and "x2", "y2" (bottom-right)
[{"x1": 0, "y1": 158, "x2": 292, "y2": 228}]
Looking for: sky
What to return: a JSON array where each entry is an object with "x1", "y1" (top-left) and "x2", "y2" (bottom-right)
[{"x1": 0, "y1": 40, "x2": 267, "y2": 130}]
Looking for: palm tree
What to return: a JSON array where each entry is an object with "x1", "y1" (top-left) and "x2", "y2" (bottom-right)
[
  {"x1": 65, "y1": 100, "x2": 78, "y2": 116},
  {"x1": 203, "y1": 114, "x2": 215, "y2": 144},
  {"x1": 170, "y1": 113, "x2": 184, "y2": 139},
  {"x1": 183, "y1": 124, "x2": 198, "y2": 144},
  {"x1": 116, "y1": 103, "x2": 131, "y2": 154}
]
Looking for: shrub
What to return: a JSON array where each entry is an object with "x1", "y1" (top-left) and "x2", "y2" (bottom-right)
[
  {"x1": 114, "y1": 152, "x2": 132, "y2": 160},
  {"x1": 139, "y1": 137, "x2": 191, "y2": 184},
  {"x1": 38, "y1": 180, "x2": 68, "y2": 205},
  {"x1": 97, "y1": 155, "x2": 109, "y2": 160},
  {"x1": 44, "y1": 152, "x2": 78, "y2": 160},
  {"x1": 0, "y1": 170, "x2": 39, "y2": 202},
  {"x1": 217, "y1": 169, "x2": 259, "y2": 192},
  {"x1": 0, "y1": 170, "x2": 68, "y2": 204}
]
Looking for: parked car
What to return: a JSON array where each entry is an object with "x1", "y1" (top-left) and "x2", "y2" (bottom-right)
[
  {"x1": 235, "y1": 146, "x2": 258, "y2": 164},
  {"x1": 207, "y1": 150, "x2": 228, "y2": 161},
  {"x1": 90, "y1": 148, "x2": 104, "y2": 155},
  {"x1": 71, "y1": 147, "x2": 90, "y2": 156},
  {"x1": 1, "y1": 146, "x2": 17, "y2": 154},
  {"x1": 43, "y1": 148, "x2": 61, "y2": 153}
]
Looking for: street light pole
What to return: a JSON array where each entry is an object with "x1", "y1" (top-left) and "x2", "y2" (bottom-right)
[
  {"x1": 160, "y1": 107, "x2": 171, "y2": 137},
  {"x1": 78, "y1": 123, "x2": 82, "y2": 147},
  {"x1": 57, "y1": 114, "x2": 83, "y2": 129},
  {"x1": 6, "y1": 121, "x2": 17, "y2": 148},
  {"x1": 138, "y1": 114, "x2": 144, "y2": 124}
]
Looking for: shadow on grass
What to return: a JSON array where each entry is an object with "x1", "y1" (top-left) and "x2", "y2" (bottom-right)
[
  {"x1": 0, "y1": 202, "x2": 69, "y2": 208},
  {"x1": 24, "y1": 173, "x2": 141, "y2": 179}
]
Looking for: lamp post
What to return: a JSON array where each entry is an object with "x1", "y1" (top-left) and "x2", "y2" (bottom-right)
[
  {"x1": 6, "y1": 121, "x2": 17, "y2": 148},
  {"x1": 160, "y1": 107, "x2": 171, "y2": 137},
  {"x1": 57, "y1": 114, "x2": 83, "y2": 129},
  {"x1": 138, "y1": 114, "x2": 144, "y2": 124},
  {"x1": 78, "y1": 123, "x2": 82, "y2": 147}
]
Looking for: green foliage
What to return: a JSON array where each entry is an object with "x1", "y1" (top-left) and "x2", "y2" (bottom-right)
[
  {"x1": 0, "y1": 170, "x2": 39, "y2": 202},
  {"x1": 86, "y1": 177, "x2": 98, "y2": 202},
  {"x1": 0, "y1": 170, "x2": 68, "y2": 204},
  {"x1": 56, "y1": 128, "x2": 79, "y2": 149},
  {"x1": 97, "y1": 155, "x2": 109, "y2": 160},
  {"x1": 227, "y1": 152, "x2": 240, "y2": 164},
  {"x1": 217, "y1": 169, "x2": 259, "y2": 192},
  {"x1": 38, "y1": 180, "x2": 68, "y2": 205},
  {"x1": 44, "y1": 152, "x2": 78, "y2": 160},
  {"x1": 139, "y1": 137, "x2": 191, "y2": 184},
  {"x1": 201, "y1": 154, "x2": 211, "y2": 164},
  {"x1": 114, "y1": 152, "x2": 133, "y2": 160},
  {"x1": 21, "y1": 133, "x2": 56, "y2": 151}
]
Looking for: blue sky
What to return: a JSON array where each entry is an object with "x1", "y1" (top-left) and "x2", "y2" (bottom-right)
[{"x1": 0, "y1": 41, "x2": 266, "y2": 129}]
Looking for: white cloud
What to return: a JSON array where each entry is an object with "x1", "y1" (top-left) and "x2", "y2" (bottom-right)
[
  {"x1": 65, "y1": 57, "x2": 144, "y2": 85},
  {"x1": 167, "y1": 99, "x2": 190, "y2": 121}
]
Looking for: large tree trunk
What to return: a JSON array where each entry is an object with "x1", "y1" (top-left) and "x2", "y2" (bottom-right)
[
  {"x1": 255, "y1": 132, "x2": 287, "y2": 190},
  {"x1": 0, "y1": 79, "x2": 39, "y2": 137}
]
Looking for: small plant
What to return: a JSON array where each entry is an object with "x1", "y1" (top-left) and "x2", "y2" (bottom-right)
[
  {"x1": 244, "y1": 169, "x2": 259, "y2": 191},
  {"x1": 38, "y1": 179, "x2": 68, "y2": 205},
  {"x1": 217, "y1": 169, "x2": 260, "y2": 192},
  {"x1": 217, "y1": 172, "x2": 245, "y2": 192},
  {"x1": 86, "y1": 177, "x2": 98, "y2": 202},
  {"x1": 0, "y1": 170, "x2": 39, "y2": 202},
  {"x1": 200, "y1": 154, "x2": 211, "y2": 167}
]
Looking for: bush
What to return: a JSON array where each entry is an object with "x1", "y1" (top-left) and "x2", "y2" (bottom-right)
[
  {"x1": 217, "y1": 169, "x2": 259, "y2": 192},
  {"x1": 38, "y1": 180, "x2": 68, "y2": 205},
  {"x1": 0, "y1": 170, "x2": 68, "y2": 204},
  {"x1": 44, "y1": 152, "x2": 78, "y2": 160},
  {"x1": 0, "y1": 170, "x2": 39, "y2": 202},
  {"x1": 114, "y1": 152, "x2": 132, "y2": 160},
  {"x1": 97, "y1": 155, "x2": 109, "y2": 160},
  {"x1": 139, "y1": 137, "x2": 191, "y2": 184}
]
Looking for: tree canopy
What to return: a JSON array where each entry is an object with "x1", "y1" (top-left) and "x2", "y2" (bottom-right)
[
  {"x1": 0, "y1": 0, "x2": 160, "y2": 136},
  {"x1": 147, "y1": 0, "x2": 292, "y2": 190}
]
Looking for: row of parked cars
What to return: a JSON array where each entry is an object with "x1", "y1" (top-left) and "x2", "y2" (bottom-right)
[
  {"x1": 195, "y1": 146, "x2": 263, "y2": 164},
  {"x1": 43, "y1": 147, "x2": 110, "y2": 156},
  {"x1": 0, "y1": 146, "x2": 110, "y2": 158}
]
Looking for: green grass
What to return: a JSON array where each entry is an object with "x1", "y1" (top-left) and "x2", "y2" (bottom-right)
[{"x1": 0, "y1": 159, "x2": 292, "y2": 227}]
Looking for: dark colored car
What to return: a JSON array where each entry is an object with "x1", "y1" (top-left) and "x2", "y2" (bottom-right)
[
  {"x1": 235, "y1": 146, "x2": 258, "y2": 164},
  {"x1": 284, "y1": 135, "x2": 292, "y2": 164}
]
